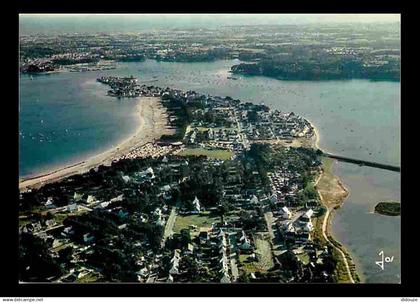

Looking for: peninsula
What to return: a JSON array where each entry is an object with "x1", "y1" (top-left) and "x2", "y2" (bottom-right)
[{"x1": 19, "y1": 79, "x2": 358, "y2": 284}]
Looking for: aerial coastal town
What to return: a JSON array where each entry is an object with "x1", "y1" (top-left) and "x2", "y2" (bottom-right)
[{"x1": 19, "y1": 76, "x2": 358, "y2": 284}]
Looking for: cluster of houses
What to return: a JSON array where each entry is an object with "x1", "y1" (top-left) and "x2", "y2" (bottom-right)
[
  {"x1": 138, "y1": 85, "x2": 314, "y2": 155},
  {"x1": 163, "y1": 223, "x2": 258, "y2": 283},
  {"x1": 240, "y1": 110, "x2": 314, "y2": 141},
  {"x1": 267, "y1": 169, "x2": 300, "y2": 199},
  {"x1": 277, "y1": 208, "x2": 314, "y2": 244},
  {"x1": 97, "y1": 76, "x2": 140, "y2": 98},
  {"x1": 184, "y1": 126, "x2": 247, "y2": 153},
  {"x1": 120, "y1": 142, "x2": 179, "y2": 161},
  {"x1": 217, "y1": 230, "x2": 231, "y2": 283},
  {"x1": 19, "y1": 146, "x2": 331, "y2": 282}
]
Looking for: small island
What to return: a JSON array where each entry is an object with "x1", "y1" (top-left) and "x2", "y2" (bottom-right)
[{"x1": 374, "y1": 201, "x2": 400, "y2": 216}]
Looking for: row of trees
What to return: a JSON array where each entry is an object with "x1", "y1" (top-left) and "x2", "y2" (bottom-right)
[{"x1": 231, "y1": 54, "x2": 400, "y2": 81}]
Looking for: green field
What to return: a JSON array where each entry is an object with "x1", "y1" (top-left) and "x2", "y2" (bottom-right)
[
  {"x1": 254, "y1": 235, "x2": 274, "y2": 271},
  {"x1": 76, "y1": 272, "x2": 101, "y2": 283},
  {"x1": 241, "y1": 234, "x2": 274, "y2": 274},
  {"x1": 163, "y1": 208, "x2": 177, "y2": 240},
  {"x1": 178, "y1": 147, "x2": 234, "y2": 160},
  {"x1": 297, "y1": 252, "x2": 310, "y2": 265},
  {"x1": 173, "y1": 212, "x2": 220, "y2": 236}
]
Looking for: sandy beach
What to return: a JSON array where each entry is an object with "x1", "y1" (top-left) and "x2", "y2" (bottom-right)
[
  {"x1": 311, "y1": 124, "x2": 360, "y2": 283},
  {"x1": 312, "y1": 124, "x2": 321, "y2": 149},
  {"x1": 19, "y1": 97, "x2": 174, "y2": 191}
]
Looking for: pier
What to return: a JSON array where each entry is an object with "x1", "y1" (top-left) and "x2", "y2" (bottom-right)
[{"x1": 322, "y1": 152, "x2": 400, "y2": 172}]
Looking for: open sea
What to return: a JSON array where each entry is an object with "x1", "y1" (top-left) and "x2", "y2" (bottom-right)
[{"x1": 19, "y1": 59, "x2": 401, "y2": 283}]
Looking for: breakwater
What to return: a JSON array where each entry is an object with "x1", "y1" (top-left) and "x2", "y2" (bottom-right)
[{"x1": 322, "y1": 152, "x2": 400, "y2": 172}]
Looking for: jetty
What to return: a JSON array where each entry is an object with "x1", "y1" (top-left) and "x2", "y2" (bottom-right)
[{"x1": 322, "y1": 152, "x2": 400, "y2": 172}]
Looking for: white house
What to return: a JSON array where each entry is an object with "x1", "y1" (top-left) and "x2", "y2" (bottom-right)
[
  {"x1": 68, "y1": 203, "x2": 79, "y2": 213},
  {"x1": 154, "y1": 207, "x2": 162, "y2": 218},
  {"x1": 220, "y1": 272, "x2": 231, "y2": 283},
  {"x1": 52, "y1": 238, "x2": 62, "y2": 248},
  {"x1": 303, "y1": 221, "x2": 313, "y2": 233},
  {"x1": 45, "y1": 197, "x2": 55, "y2": 209},
  {"x1": 162, "y1": 185, "x2": 171, "y2": 192},
  {"x1": 169, "y1": 250, "x2": 180, "y2": 275},
  {"x1": 45, "y1": 219, "x2": 56, "y2": 228},
  {"x1": 301, "y1": 209, "x2": 314, "y2": 222},
  {"x1": 86, "y1": 195, "x2": 96, "y2": 204},
  {"x1": 100, "y1": 201, "x2": 110, "y2": 208},
  {"x1": 285, "y1": 221, "x2": 296, "y2": 234},
  {"x1": 303, "y1": 209, "x2": 314, "y2": 219},
  {"x1": 73, "y1": 192, "x2": 83, "y2": 201},
  {"x1": 156, "y1": 216, "x2": 165, "y2": 226},
  {"x1": 192, "y1": 196, "x2": 201, "y2": 213},
  {"x1": 239, "y1": 231, "x2": 252, "y2": 250},
  {"x1": 61, "y1": 226, "x2": 74, "y2": 237},
  {"x1": 122, "y1": 175, "x2": 130, "y2": 183},
  {"x1": 280, "y1": 206, "x2": 292, "y2": 219},
  {"x1": 146, "y1": 167, "x2": 155, "y2": 179}
]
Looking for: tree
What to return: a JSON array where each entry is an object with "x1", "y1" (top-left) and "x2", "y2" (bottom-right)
[
  {"x1": 180, "y1": 229, "x2": 192, "y2": 246},
  {"x1": 58, "y1": 246, "x2": 73, "y2": 264},
  {"x1": 19, "y1": 233, "x2": 63, "y2": 281},
  {"x1": 217, "y1": 200, "x2": 234, "y2": 221}
]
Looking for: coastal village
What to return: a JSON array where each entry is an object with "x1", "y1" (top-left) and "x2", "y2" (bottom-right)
[
  {"x1": 19, "y1": 24, "x2": 400, "y2": 81},
  {"x1": 19, "y1": 77, "x2": 345, "y2": 283}
]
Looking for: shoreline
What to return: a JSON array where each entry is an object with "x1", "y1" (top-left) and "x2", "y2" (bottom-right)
[
  {"x1": 311, "y1": 123, "x2": 360, "y2": 283},
  {"x1": 19, "y1": 96, "x2": 173, "y2": 191}
]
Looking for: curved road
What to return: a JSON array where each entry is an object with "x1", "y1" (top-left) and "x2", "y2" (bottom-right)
[
  {"x1": 322, "y1": 207, "x2": 355, "y2": 283},
  {"x1": 315, "y1": 172, "x2": 356, "y2": 284}
]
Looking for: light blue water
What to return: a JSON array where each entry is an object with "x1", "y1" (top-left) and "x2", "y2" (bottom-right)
[
  {"x1": 332, "y1": 162, "x2": 401, "y2": 283},
  {"x1": 19, "y1": 73, "x2": 141, "y2": 177},
  {"x1": 19, "y1": 59, "x2": 400, "y2": 283}
]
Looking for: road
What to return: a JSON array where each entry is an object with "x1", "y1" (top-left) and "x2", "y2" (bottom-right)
[
  {"x1": 322, "y1": 208, "x2": 355, "y2": 283},
  {"x1": 315, "y1": 173, "x2": 355, "y2": 284},
  {"x1": 161, "y1": 207, "x2": 177, "y2": 248},
  {"x1": 33, "y1": 223, "x2": 64, "y2": 235},
  {"x1": 263, "y1": 210, "x2": 275, "y2": 240}
]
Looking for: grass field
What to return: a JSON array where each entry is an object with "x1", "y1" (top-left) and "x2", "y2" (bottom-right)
[
  {"x1": 178, "y1": 147, "x2": 234, "y2": 160},
  {"x1": 51, "y1": 243, "x2": 70, "y2": 253},
  {"x1": 173, "y1": 211, "x2": 220, "y2": 236},
  {"x1": 254, "y1": 235, "x2": 274, "y2": 271},
  {"x1": 19, "y1": 217, "x2": 32, "y2": 227},
  {"x1": 76, "y1": 272, "x2": 101, "y2": 283},
  {"x1": 53, "y1": 213, "x2": 70, "y2": 225},
  {"x1": 296, "y1": 252, "x2": 310, "y2": 265},
  {"x1": 241, "y1": 233, "x2": 274, "y2": 274},
  {"x1": 163, "y1": 208, "x2": 177, "y2": 241}
]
